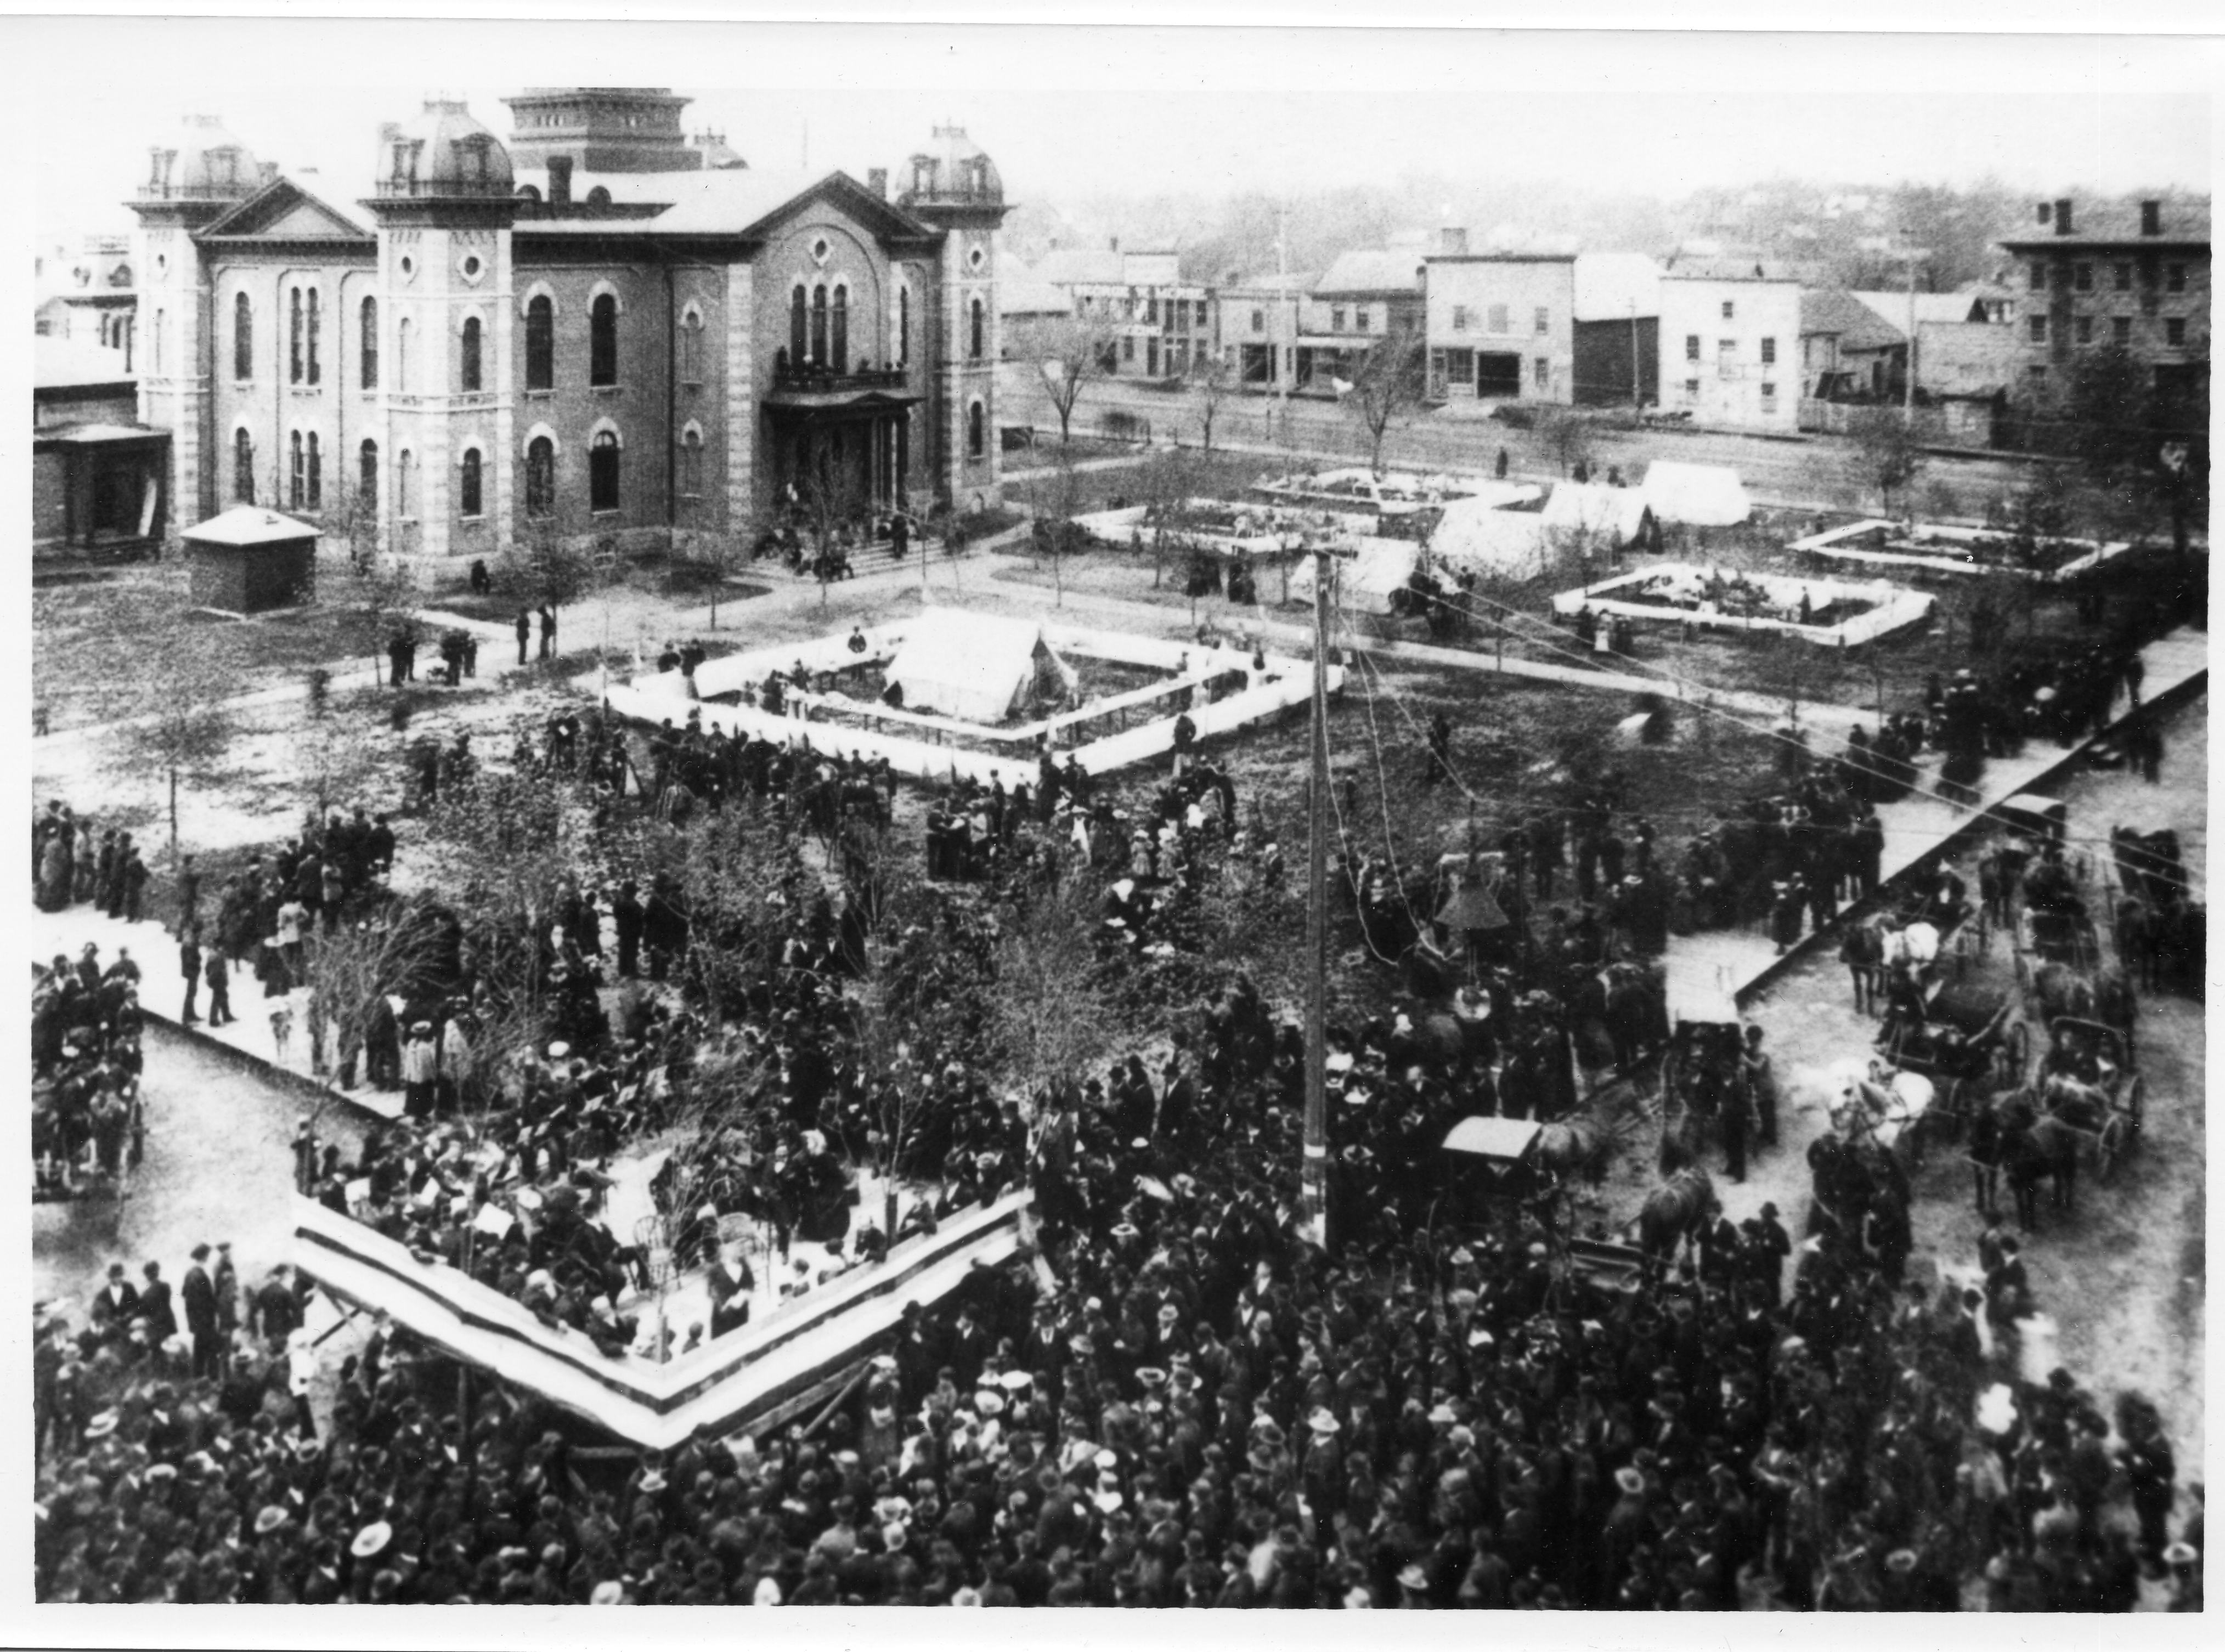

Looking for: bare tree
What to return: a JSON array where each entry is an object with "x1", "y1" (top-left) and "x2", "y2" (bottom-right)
[
  {"x1": 1137, "y1": 446, "x2": 1195, "y2": 590},
  {"x1": 795, "y1": 466, "x2": 871, "y2": 611},
  {"x1": 1023, "y1": 445, "x2": 1088, "y2": 607},
  {"x1": 1189, "y1": 352, "x2": 1235, "y2": 453},
  {"x1": 987, "y1": 878, "x2": 1116, "y2": 1098},
  {"x1": 500, "y1": 512, "x2": 600, "y2": 634},
  {"x1": 1536, "y1": 405, "x2": 1599, "y2": 479},
  {"x1": 109, "y1": 600, "x2": 240, "y2": 867},
  {"x1": 1341, "y1": 335, "x2": 1426, "y2": 476},
  {"x1": 1016, "y1": 314, "x2": 1122, "y2": 446}
]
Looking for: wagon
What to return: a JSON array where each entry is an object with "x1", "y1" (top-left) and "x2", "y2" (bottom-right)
[
  {"x1": 1878, "y1": 975, "x2": 2029, "y2": 1113},
  {"x1": 2040, "y1": 1016, "x2": 2144, "y2": 1181},
  {"x1": 1995, "y1": 793, "x2": 2068, "y2": 848},
  {"x1": 2015, "y1": 901, "x2": 2102, "y2": 981}
]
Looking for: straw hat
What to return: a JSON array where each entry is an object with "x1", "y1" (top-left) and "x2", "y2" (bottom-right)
[{"x1": 351, "y1": 1520, "x2": 393, "y2": 1559}]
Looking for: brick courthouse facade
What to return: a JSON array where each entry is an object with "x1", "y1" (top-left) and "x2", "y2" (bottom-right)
[{"x1": 129, "y1": 90, "x2": 1007, "y2": 564}]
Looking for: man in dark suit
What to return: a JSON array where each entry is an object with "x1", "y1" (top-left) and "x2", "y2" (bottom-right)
[
  {"x1": 251, "y1": 1263, "x2": 305, "y2": 1349},
  {"x1": 88, "y1": 1263, "x2": 139, "y2": 1347},
  {"x1": 138, "y1": 1260, "x2": 178, "y2": 1345},
  {"x1": 180, "y1": 929, "x2": 203, "y2": 1026},
  {"x1": 182, "y1": 1243, "x2": 221, "y2": 1379}
]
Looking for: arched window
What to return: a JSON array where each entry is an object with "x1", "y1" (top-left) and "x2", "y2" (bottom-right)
[
  {"x1": 290, "y1": 432, "x2": 306, "y2": 507},
  {"x1": 233, "y1": 292, "x2": 252, "y2": 381},
  {"x1": 590, "y1": 429, "x2": 620, "y2": 512},
  {"x1": 396, "y1": 317, "x2": 413, "y2": 393},
  {"x1": 899, "y1": 287, "x2": 910, "y2": 367},
  {"x1": 358, "y1": 439, "x2": 378, "y2": 517},
  {"x1": 289, "y1": 287, "x2": 304, "y2": 383},
  {"x1": 526, "y1": 435, "x2": 556, "y2": 518},
  {"x1": 459, "y1": 448, "x2": 483, "y2": 518},
  {"x1": 590, "y1": 292, "x2": 618, "y2": 386},
  {"x1": 526, "y1": 294, "x2": 554, "y2": 389},
  {"x1": 234, "y1": 429, "x2": 255, "y2": 502},
  {"x1": 460, "y1": 316, "x2": 482, "y2": 392},
  {"x1": 679, "y1": 428, "x2": 703, "y2": 497},
  {"x1": 359, "y1": 296, "x2": 379, "y2": 389},
  {"x1": 810, "y1": 285, "x2": 828, "y2": 365},
  {"x1": 832, "y1": 285, "x2": 849, "y2": 374},
  {"x1": 679, "y1": 310, "x2": 703, "y2": 383},
  {"x1": 969, "y1": 296, "x2": 985, "y2": 361},
  {"x1": 307, "y1": 288, "x2": 321, "y2": 384},
  {"x1": 789, "y1": 285, "x2": 807, "y2": 367},
  {"x1": 308, "y1": 433, "x2": 323, "y2": 508},
  {"x1": 397, "y1": 449, "x2": 416, "y2": 518},
  {"x1": 967, "y1": 400, "x2": 985, "y2": 459}
]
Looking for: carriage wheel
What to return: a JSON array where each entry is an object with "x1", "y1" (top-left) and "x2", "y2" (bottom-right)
[{"x1": 2097, "y1": 1115, "x2": 2125, "y2": 1184}]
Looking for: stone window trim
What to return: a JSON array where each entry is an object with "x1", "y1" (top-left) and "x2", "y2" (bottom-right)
[
  {"x1": 518, "y1": 280, "x2": 562, "y2": 321},
  {"x1": 521, "y1": 422, "x2": 564, "y2": 457}
]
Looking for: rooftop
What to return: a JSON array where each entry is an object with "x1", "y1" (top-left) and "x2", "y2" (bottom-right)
[
  {"x1": 1314, "y1": 248, "x2": 1426, "y2": 297},
  {"x1": 1799, "y1": 288, "x2": 1905, "y2": 350},
  {"x1": 34, "y1": 336, "x2": 135, "y2": 392}
]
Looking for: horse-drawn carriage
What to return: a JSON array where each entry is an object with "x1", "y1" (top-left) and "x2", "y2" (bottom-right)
[
  {"x1": 1874, "y1": 975, "x2": 2029, "y2": 1129},
  {"x1": 2035, "y1": 1016, "x2": 2144, "y2": 1182}
]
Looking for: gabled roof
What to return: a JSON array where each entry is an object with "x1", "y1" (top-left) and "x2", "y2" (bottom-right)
[
  {"x1": 1799, "y1": 288, "x2": 1904, "y2": 350},
  {"x1": 181, "y1": 506, "x2": 320, "y2": 547},
  {"x1": 511, "y1": 167, "x2": 937, "y2": 242},
  {"x1": 1314, "y1": 248, "x2": 1426, "y2": 297},
  {"x1": 998, "y1": 264, "x2": 1073, "y2": 317},
  {"x1": 1850, "y1": 290, "x2": 1981, "y2": 329},
  {"x1": 1572, "y1": 253, "x2": 1661, "y2": 321},
  {"x1": 197, "y1": 174, "x2": 374, "y2": 242},
  {"x1": 1031, "y1": 247, "x2": 1126, "y2": 285}
]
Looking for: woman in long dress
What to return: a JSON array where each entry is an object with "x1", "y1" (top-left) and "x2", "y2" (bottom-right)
[{"x1": 36, "y1": 834, "x2": 70, "y2": 912}]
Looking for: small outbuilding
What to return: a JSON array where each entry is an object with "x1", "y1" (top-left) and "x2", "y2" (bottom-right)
[{"x1": 183, "y1": 506, "x2": 318, "y2": 615}]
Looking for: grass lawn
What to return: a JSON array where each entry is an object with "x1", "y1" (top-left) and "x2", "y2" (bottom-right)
[{"x1": 32, "y1": 559, "x2": 401, "y2": 733}]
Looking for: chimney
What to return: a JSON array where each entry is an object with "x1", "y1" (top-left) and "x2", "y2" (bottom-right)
[
  {"x1": 867, "y1": 167, "x2": 888, "y2": 200},
  {"x1": 2054, "y1": 198, "x2": 2073, "y2": 236},
  {"x1": 2036, "y1": 201, "x2": 2051, "y2": 225},
  {"x1": 1109, "y1": 236, "x2": 1119, "y2": 253},
  {"x1": 1438, "y1": 226, "x2": 1469, "y2": 256},
  {"x1": 2141, "y1": 199, "x2": 2162, "y2": 237},
  {"x1": 548, "y1": 155, "x2": 573, "y2": 210},
  {"x1": 259, "y1": 161, "x2": 279, "y2": 186}
]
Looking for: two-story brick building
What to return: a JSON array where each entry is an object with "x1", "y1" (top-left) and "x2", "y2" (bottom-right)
[
  {"x1": 128, "y1": 91, "x2": 1007, "y2": 567},
  {"x1": 1658, "y1": 257, "x2": 1802, "y2": 432},
  {"x1": 1025, "y1": 245, "x2": 1215, "y2": 380},
  {"x1": 1995, "y1": 196, "x2": 2210, "y2": 441}
]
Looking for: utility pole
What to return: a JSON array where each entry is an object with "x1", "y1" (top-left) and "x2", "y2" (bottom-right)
[
  {"x1": 1298, "y1": 546, "x2": 1331, "y2": 1250},
  {"x1": 1277, "y1": 200, "x2": 1292, "y2": 456},
  {"x1": 1630, "y1": 295, "x2": 1641, "y2": 414}
]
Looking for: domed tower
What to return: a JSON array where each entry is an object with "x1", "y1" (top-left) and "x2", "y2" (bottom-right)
[
  {"x1": 128, "y1": 115, "x2": 266, "y2": 528},
  {"x1": 895, "y1": 125, "x2": 1009, "y2": 508},
  {"x1": 362, "y1": 97, "x2": 517, "y2": 562}
]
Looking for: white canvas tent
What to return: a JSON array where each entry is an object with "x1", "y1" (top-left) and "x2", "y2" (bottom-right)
[
  {"x1": 1427, "y1": 497, "x2": 1549, "y2": 581},
  {"x1": 1540, "y1": 482, "x2": 1656, "y2": 547},
  {"x1": 1289, "y1": 538, "x2": 1419, "y2": 616},
  {"x1": 1640, "y1": 461, "x2": 1751, "y2": 527},
  {"x1": 884, "y1": 608, "x2": 1078, "y2": 723}
]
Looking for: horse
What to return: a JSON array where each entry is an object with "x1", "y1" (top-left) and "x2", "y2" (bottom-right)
[
  {"x1": 1637, "y1": 1165, "x2": 1719, "y2": 1258},
  {"x1": 1839, "y1": 919, "x2": 1887, "y2": 1016},
  {"x1": 1569, "y1": 961, "x2": 1668, "y2": 1076}
]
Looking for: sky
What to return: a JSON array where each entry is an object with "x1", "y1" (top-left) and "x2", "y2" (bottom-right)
[{"x1": 25, "y1": 22, "x2": 2216, "y2": 251}]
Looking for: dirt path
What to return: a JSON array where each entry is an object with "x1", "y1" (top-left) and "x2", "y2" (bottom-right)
[{"x1": 1592, "y1": 691, "x2": 2207, "y2": 1486}]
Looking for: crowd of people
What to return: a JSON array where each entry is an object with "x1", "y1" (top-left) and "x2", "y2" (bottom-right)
[{"x1": 29, "y1": 559, "x2": 2203, "y2": 1608}]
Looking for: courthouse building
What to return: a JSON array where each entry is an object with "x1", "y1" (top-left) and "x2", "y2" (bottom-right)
[{"x1": 128, "y1": 90, "x2": 1008, "y2": 564}]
